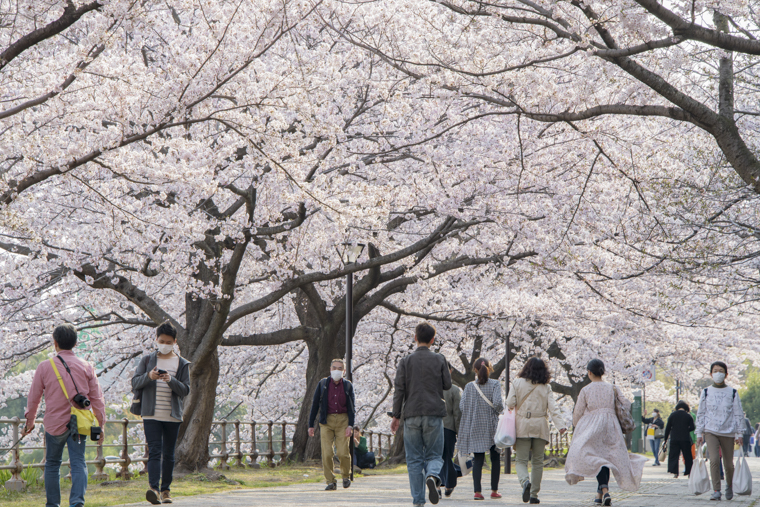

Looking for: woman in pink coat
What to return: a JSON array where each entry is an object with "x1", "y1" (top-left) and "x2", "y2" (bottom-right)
[{"x1": 565, "y1": 359, "x2": 646, "y2": 506}]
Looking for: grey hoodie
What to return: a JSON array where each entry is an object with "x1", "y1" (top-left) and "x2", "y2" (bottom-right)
[{"x1": 131, "y1": 351, "x2": 191, "y2": 421}]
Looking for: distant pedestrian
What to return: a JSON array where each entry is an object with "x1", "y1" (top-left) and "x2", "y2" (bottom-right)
[
  {"x1": 131, "y1": 322, "x2": 191, "y2": 505},
  {"x1": 506, "y1": 357, "x2": 567, "y2": 505},
  {"x1": 458, "y1": 357, "x2": 504, "y2": 501},
  {"x1": 440, "y1": 361, "x2": 462, "y2": 498},
  {"x1": 695, "y1": 361, "x2": 744, "y2": 501},
  {"x1": 663, "y1": 400, "x2": 695, "y2": 478},
  {"x1": 641, "y1": 409, "x2": 664, "y2": 466},
  {"x1": 754, "y1": 423, "x2": 760, "y2": 457},
  {"x1": 391, "y1": 322, "x2": 451, "y2": 506},
  {"x1": 741, "y1": 412, "x2": 753, "y2": 457},
  {"x1": 565, "y1": 359, "x2": 646, "y2": 506},
  {"x1": 352, "y1": 427, "x2": 376, "y2": 469},
  {"x1": 23, "y1": 324, "x2": 106, "y2": 507},
  {"x1": 308, "y1": 358, "x2": 356, "y2": 491}
]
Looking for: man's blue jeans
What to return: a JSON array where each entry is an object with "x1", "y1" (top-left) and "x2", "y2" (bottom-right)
[
  {"x1": 404, "y1": 416, "x2": 444, "y2": 505},
  {"x1": 45, "y1": 430, "x2": 87, "y2": 507}
]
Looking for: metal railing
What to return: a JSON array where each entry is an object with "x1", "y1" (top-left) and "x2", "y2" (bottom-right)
[
  {"x1": 0, "y1": 417, "x2": 393, "y2": 491},
  {"x1": 547, "y1": 431, "x2": 572, "y2": 458}
]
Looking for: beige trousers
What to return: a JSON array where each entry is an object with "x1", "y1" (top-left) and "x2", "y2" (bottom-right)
[
  {"x1": 705, "y1": 433, "x2": 735, "y2": 492},
  {"x1": 320, "y1": 413, "x2": 351, "y2": 484},
  {"x1": 514, "y1": 437, "x2": 547, "y2": 498}
]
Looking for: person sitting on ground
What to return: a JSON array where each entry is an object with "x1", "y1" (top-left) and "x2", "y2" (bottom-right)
[
  {"x1": 352, "y1": 427, "x2": 376, "y2": 470},
  {"x1": 308, "y1": 358, "x2": 356, "y2": 491},
  {"x1": 696, "y1": 361, "x2": 744, "y2": 501},
  {"x1": 663, "y1": 401, "x2": 695, "y2": 478}
]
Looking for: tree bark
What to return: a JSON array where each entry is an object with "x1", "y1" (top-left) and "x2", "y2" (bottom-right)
[{"x1": 175, "y1": 349, "x2": 220, "y2": 472}]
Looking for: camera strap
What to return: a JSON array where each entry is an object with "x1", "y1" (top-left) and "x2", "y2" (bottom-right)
[{"x1": 56, "y1": 356, "x2": 84, "y2": 397}]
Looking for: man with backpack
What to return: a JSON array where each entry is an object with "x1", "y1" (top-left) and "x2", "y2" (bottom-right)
[
  {"x1": 308, "y1": 358, "x2": 356, "y2": 490},
  {"x1": 23, "y1": 324, "x2": 105, "y2": 507}
]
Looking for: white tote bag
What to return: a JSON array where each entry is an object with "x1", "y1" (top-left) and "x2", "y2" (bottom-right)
[
  {"x1": 688, "y1": 446, "x2": 711, "y2": 496},
  {"x1": 733, "y1": 452, "x2": 752, "y2": 496},
  {"x1": 455, "y1": 449, "x2": 473, "y2": 476}
]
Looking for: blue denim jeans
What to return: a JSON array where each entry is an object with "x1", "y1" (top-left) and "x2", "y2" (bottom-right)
[
  {"x1": 650, "y1": 438, "x2": 661, "y2": 465},
  {"x1": 143, "y1": 419, "x2": 182, "y2": 492},
  {"x1": 45, "y1": 430, "x2": 87, "y2": 507},
  {"x1": 404, "y1": 416, "x2": 444, "y2": 505}
]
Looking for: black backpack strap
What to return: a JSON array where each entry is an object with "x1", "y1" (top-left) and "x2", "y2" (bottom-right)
[{"x1": 733, "y1": 389, "x2": 737, "y2": 400}]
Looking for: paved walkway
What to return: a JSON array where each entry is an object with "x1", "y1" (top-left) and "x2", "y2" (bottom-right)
[{"x1": 117, "y1": 458, "x2": 760, "y2": 506}]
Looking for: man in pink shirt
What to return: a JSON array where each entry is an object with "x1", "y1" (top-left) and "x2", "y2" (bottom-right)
[{"x1": 23, "y1": 324, "x2": 105, "y2": 507}]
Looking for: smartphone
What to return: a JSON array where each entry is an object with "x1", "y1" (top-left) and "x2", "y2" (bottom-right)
[{"x1": 157, "y1": 369, "x2": 167, "y2": 375}]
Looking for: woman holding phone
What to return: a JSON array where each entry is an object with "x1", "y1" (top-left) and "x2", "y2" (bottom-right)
[{"x1": 132, "y1": 322, "x2": 191, "y2": 505}]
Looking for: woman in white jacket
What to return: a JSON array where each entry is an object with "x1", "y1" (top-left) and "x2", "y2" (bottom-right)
[
  {"x1": 506, "y1": 357, "x2": 567, "y2": 505},
  {"x1": 695, "y1": 361, "x2": 745, "y2": 501}
]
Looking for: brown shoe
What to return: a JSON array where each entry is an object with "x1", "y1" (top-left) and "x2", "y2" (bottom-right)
[
  {"x1": 146, "y1": 489, "x2": 161, "y2": 505},
  {"x1": 161, "y1": 491, "x2": 173, "y2": 503}
]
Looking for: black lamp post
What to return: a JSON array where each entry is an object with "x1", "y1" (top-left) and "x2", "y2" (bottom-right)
[
  {"x1": 504, "y1": 331, "x2": 511, "y2": 474},
  {"x1": 337, "y1": 242, "x2": 365, "y2": 482}
]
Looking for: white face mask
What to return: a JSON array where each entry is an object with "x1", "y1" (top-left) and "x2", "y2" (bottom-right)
[
  {"x1": 712, "y1": 372, "x2": 726, "y2": 384},
  {"x1": 330, "y1": 370, "x2": 343, "y2": 381},
  {"x1": 157, "y1": 343, "x2": 174, "y2": 355}
]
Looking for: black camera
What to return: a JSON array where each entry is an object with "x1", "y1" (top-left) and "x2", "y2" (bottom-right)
[
  {"x1": 91, "y1": 426, "x2": 102, "y2": 442},
  {"x1": 73, "y1": 393, "x2": 91, "y2": 408}
]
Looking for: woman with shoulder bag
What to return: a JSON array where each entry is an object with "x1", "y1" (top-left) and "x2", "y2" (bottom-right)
[
  {"x1": 458, "y1": 357, "x2": 504, "y2": 501},
  {"x1": 131, "y1": 323, "x2": 191, "y2": 505},
  {"x1": 565, "y1": 359, "x2": 646, "y2": 506},
  {"x1": 642, "y1": 409, "x2": 665, "y2": 466},
  {"x1": 506, "y1": 357, "x2": 567, "y2": 505}
]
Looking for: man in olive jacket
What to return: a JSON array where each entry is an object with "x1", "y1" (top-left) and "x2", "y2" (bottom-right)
[
  {"x1": 440, "y1": 361, "x2": 462, "y2": 496},
  {"x1": 391, "y1": 322, "x2": 451, "y2": 506}
]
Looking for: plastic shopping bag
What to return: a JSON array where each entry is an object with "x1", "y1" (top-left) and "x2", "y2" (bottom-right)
[
  {"x1": 688, "y1": 446, "x2": 711, "y2": 496},
  {"x1": 733, "y1": 453, "x2": 752, "y2": 496},
  {"x1": 455, "y1": 449, "x2": 473, "y2": 477},
  {"x1": 494, "y1": 410, "x2": 516, "y2": 449}
]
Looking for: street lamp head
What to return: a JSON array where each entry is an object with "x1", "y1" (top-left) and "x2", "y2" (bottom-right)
[{"x1": 339, "y1": 242, "x2": 365, "y2": 264}]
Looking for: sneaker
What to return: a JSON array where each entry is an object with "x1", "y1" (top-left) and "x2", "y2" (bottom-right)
[
  {"x1": 491, "y1": 492, "x2": 502, "y2": 499},
  {"x1": 522, "y1": 482, "x2": 531, "y2": 503},
  {"x1": 710, "y1": 491, "x2": 721, "y2": 501},
  {"x1": 426, "y1": 476, "x2": 440, "y2": 505},
  {"x1": 474, "y1": 492, "x2": 485, "y2": 500},
  {"x1": 343, "y1": 478, "x2": 351, "y2": 489},
  {"x1": 325, "y1": 482, "x2": 337, "y2": 491},
  {"x1": 160, "y1": 491, "x2": 173, "y2": 504},
  {"x1": 725, "y1": 487, "x2": 733, "y2": 500},
  {"x1": 444, "y1": 488, "x2": 454, "y2": 498},
  {"x1": 603, "y1": 493, "x2": 611, "y2": 506},
  {"x1": 530, "y1": 499, "x2": 541, "y2": 504},
  {"x1": 146, "y1": 489, "x2": 161, "y2": 505}
]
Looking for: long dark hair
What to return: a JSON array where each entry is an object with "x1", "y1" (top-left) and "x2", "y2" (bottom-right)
[
  {"x1": 587, "y1": 358, "x2": 605, "y2": 377},
  {"x1": 518, "y1": 357, "x2": 551, "y2": 385},
  {"x1": 474, "y1": 357, "x2": 492, "y2": 385}
]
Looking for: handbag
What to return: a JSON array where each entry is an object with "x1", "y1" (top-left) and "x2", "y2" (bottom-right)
[
  {"x1": 612, "y1": 385, "x2": 635, "y2": 434},
  {"x1": 654, "y1": 427, "x2": 665, "y2": 439},
  {"x1": 455, "y1": 448, "x2": 473, "y2": 476},
  {"x1": 659, "y1": 439, "x2": 668, "y2": 463}
]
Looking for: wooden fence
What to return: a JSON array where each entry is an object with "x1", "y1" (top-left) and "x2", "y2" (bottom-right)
[{"x1": 0, "y1": 417, "x2": 393, "y2": 491}]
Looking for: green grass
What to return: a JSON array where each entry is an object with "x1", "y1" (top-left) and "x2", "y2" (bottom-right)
[{"x1": 0, "y1": 463, "x2": 408, "y2": 507}]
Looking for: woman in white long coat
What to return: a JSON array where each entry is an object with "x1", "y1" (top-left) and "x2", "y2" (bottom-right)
[{"x1": 565, "y1": 359, "x2": 646, "y2": 506}]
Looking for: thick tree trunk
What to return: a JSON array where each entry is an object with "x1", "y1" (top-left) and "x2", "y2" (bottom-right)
[
  {"x1": 175, "y1": 350, "x2": 220, "y2": 472},
  {"x1": 290, "y1": 334, "x2": 344, "y2": 460},
  {"x1": 387, "y1": 419, "x2": 406, "y2": 465}
]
